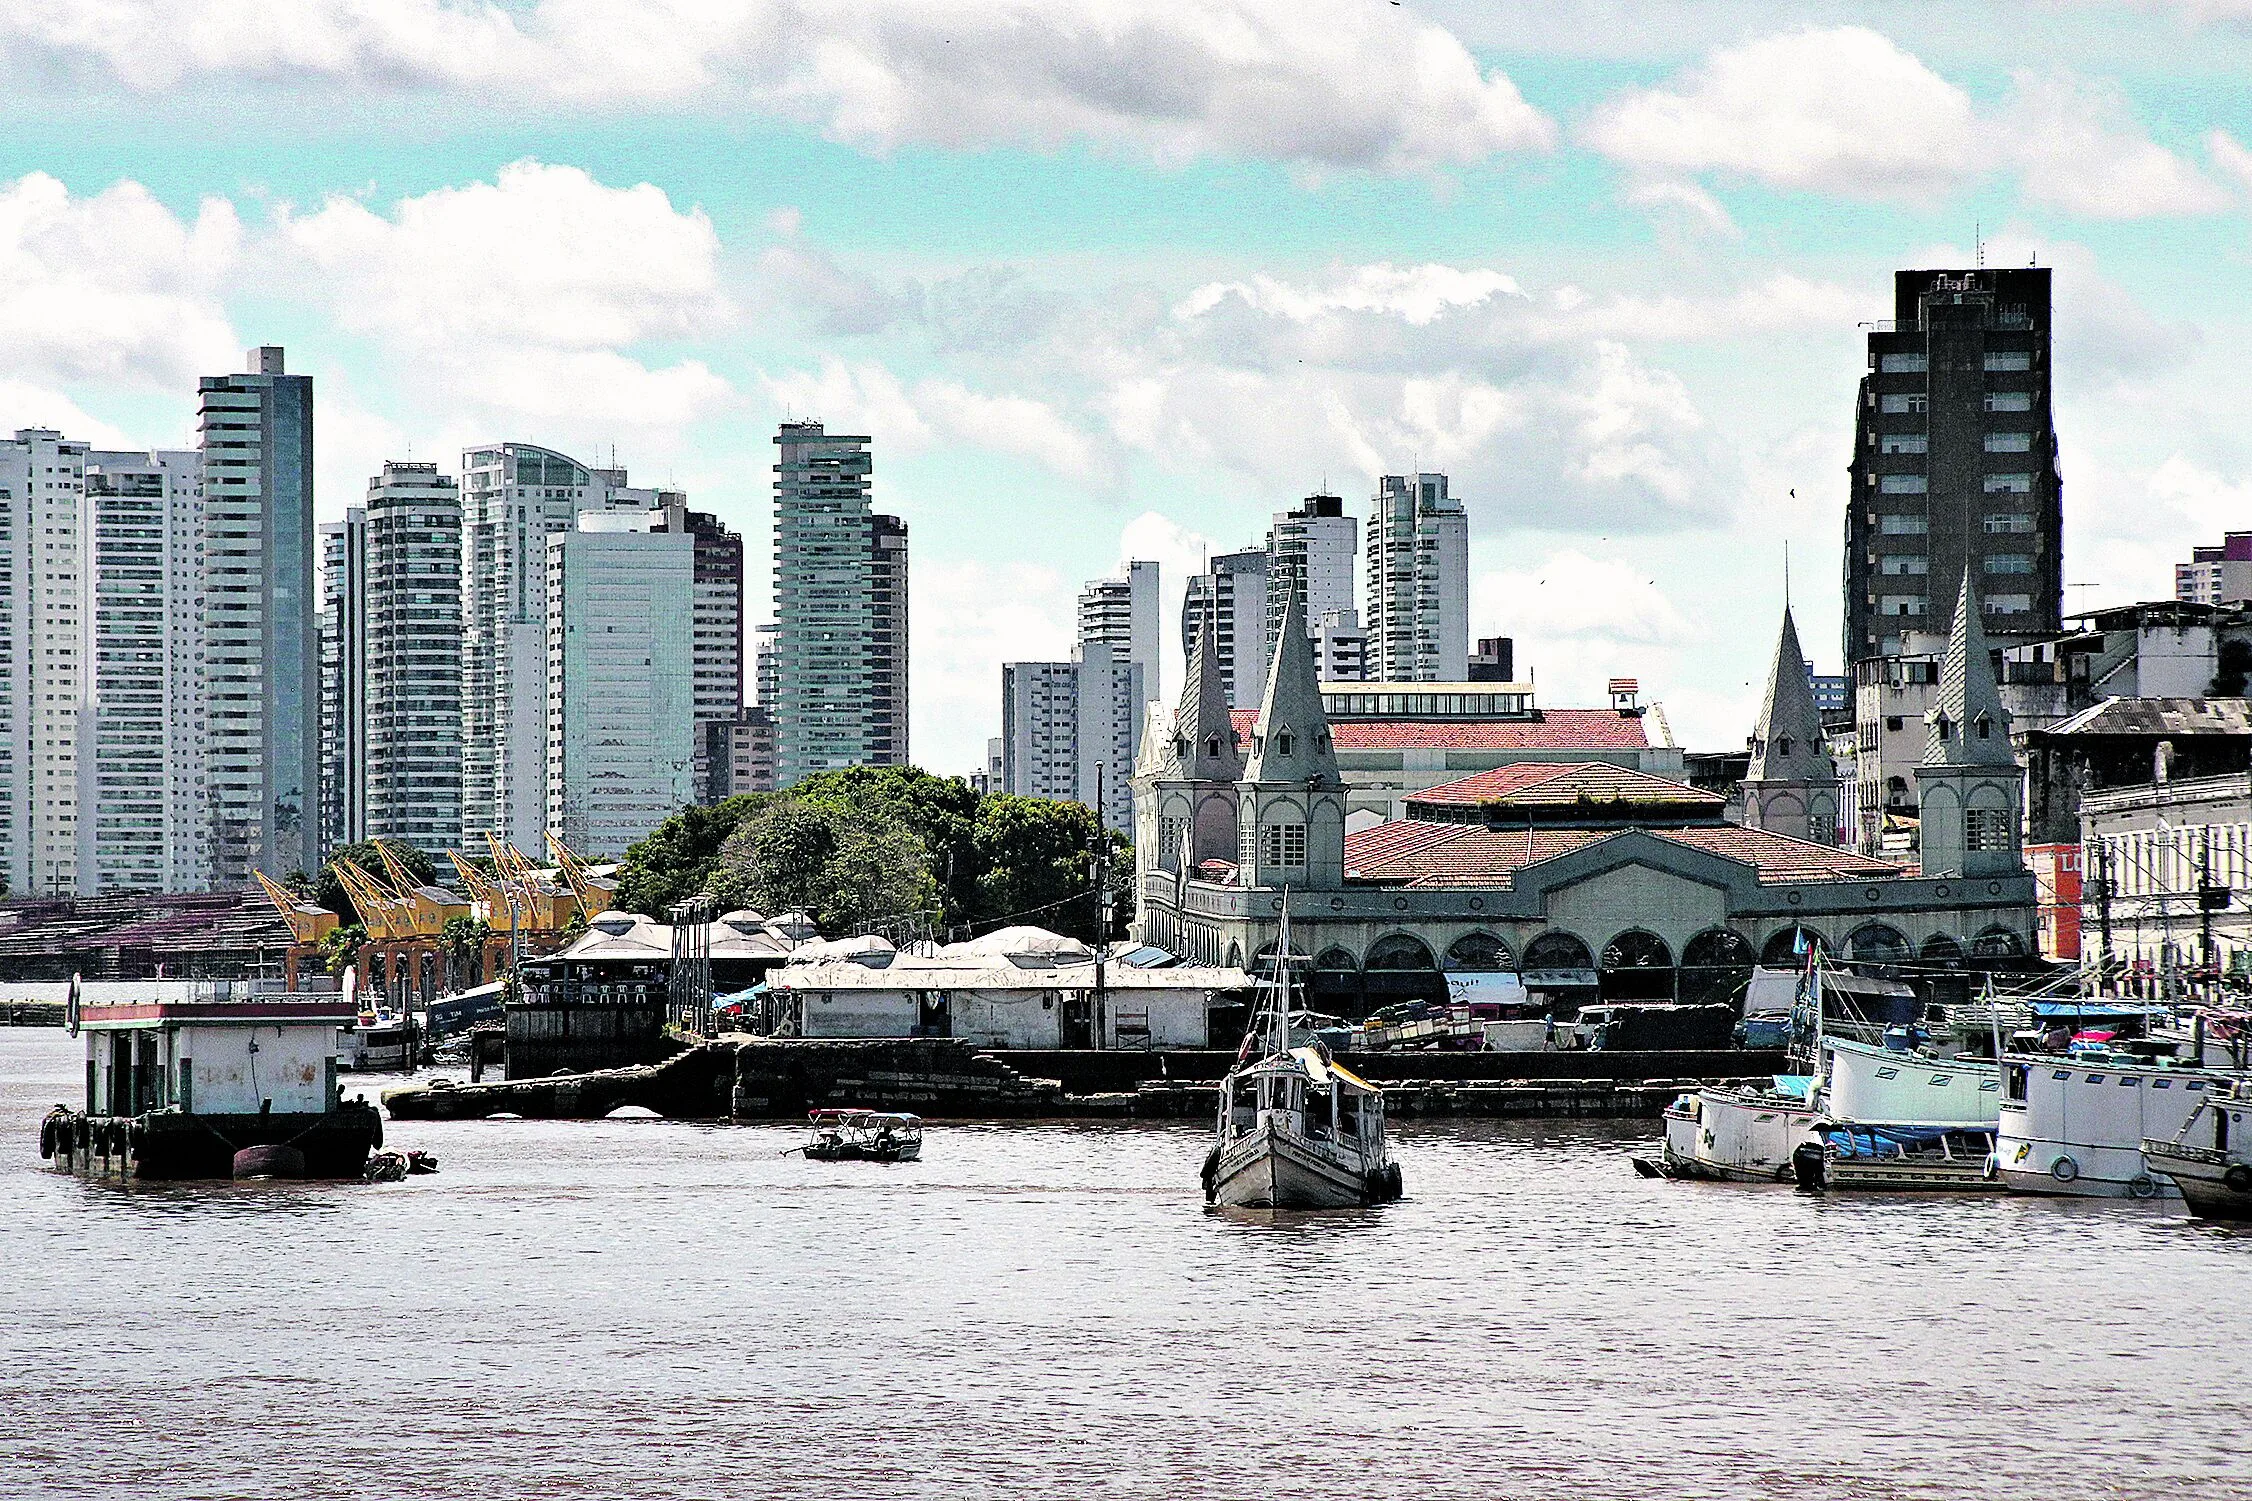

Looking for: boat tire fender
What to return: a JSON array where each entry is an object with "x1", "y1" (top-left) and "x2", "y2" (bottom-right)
[
  {"x1": 1200, "y1": 1145, "x2": 1220, "y2": 1204},
  {"x1": 2225, "y1": 1164, "x2": 2252, "y2": 1194},
  {"x1": 1386, "y1": 1162, "x2": 1403, "y2": 1201},
  {"x1": 2050, "y1": 1155, "x2": 2079, "y2": 1184},
  {"x1": 1981, "y1": 1153, "x2": 1998, "y2": 1182},
  {"x1": 2127, "y1": 1174, "x2": 2160, "y2": 1200}
]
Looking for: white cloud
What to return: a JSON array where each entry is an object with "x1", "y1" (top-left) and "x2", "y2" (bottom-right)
[
  {"x1": 2206, "y1": 128, "x2": 2252, "y2": 193},
  {"x1": 0, "y1": 381, "x2": 138, "y2": 448},
  {"x1": 0, "y1": 172, "x2": 241, "y2": 390},
  {"x1": 1585, "y1": 27, "x2": 2224, "y2": 218},
  {"x1": 911, "y1": 555, "x2": 1077, "y2": 772},
  {"x1": 759, "y1": 358, "x2": 934, "y2": 452},
  {"x1": 1585, "y1": 27, "x2": 1976, "y2": 200},
  {"x1": 1477, "y1": 548, "x2": 1694, "y2": 646},
  {"x1": 1619, "y1": 178, "x2": 1739, "y2": 237},
  {"x1": 757, "y1": 357, "x2": 1110, "y2": 484},
  {"x1": 1177, "y1": 263, "x2": 1528, "y2": 326},
  {"x1": 274, "y1": 161, "x2": 735, "y2": 429},
  {"x1": 1, "y1": 0, "x2": 1553, "y2": 175}
]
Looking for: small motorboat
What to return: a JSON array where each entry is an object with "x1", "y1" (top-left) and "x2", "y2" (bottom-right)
[
  {"x1": 800, "y1": 1109, "x2": 923, "y2": 1162},
  {"x1": 1792, "y1": 1123, "x2": 2003, "y2": 1193}
]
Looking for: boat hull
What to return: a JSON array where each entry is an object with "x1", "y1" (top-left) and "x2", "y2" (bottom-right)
[
  {"x1": 2143, "y1": 1142, "x2": 2252, "y2": 1220},
  {"x1": 1210, "y1": 1125, "x2": 1392, "y2": 1209},
  {"x1": 1657, "y1": 1090, "x2": 1816, "y2": 1184},
  {"x1": 40, "y1": 1104, "x2": 382, "y2": 1182}
]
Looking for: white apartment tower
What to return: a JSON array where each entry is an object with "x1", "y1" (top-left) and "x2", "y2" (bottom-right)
[
  {"x1": 318, "y1": 508, "x2": 367, "y2": 854},
  {"x1": 771, "y1": 422, "x2": 909, "y2": 785},
  {"x1": 1266, "y1": 494, "x2": 1358, "y2": 664},
  {"x1": 365, "y1": 463, "x2": 463, "y2": 860},
  {"x1": 1000, "y1": 642, "x2": 1143, "y2": 833},
  {"x1": 1366, "y1": 472, "x2": 1469, "y2": 682},
  {"x1": 0, "y1": 430, "x2": 89, "y2": 896},
  {"x1": 1180, "y1": 548, "x2": 1268, "y2": 711},
  {"x1": 459, "y1": 442, "x2": 670, "y2": 850},
  {"x1": 545, "y1": 514, "x2": 697, "y2": 857},
  {"x1": 1077, "y1": 560, "x2": 1160, "y2": 706},
  {"x1": 200, "y1": 346, "x2": 319, "y2": 885},
  {"x1": 82, "y1": 449, "x2": 208, "y2": 893}
]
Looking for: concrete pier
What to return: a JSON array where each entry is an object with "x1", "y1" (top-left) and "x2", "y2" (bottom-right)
[{"x1": 383, "y1": 1036, "x2": 1770, "y2": 1122}]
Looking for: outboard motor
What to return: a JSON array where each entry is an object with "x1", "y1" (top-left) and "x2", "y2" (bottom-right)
[{"x1": 1792, "y1": 1140, "x2": 1827, "y2": 1192}]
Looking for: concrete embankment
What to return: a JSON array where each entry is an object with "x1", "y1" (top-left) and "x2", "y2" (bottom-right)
[
  {"x1": 383, "y1": 1036, "x2": 1775, "y2": 1122},
  {"x1": 0, "y1": 1002, "x2": 65, "y2": 1027}
]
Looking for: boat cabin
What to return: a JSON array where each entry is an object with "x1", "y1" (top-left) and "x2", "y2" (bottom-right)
[
  {"x1": 75, "y1": 995, "x2": 357, "y2": 1117},
  {"x1": 1222, "y1": 1047, "x2": 1386, "y2": 1155}
]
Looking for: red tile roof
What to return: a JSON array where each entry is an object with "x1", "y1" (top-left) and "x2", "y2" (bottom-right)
[
  {"x1": 1408, "y1": 761, "x2": 1722, "y2": 810},
  {"x1": 1342, "y1": 820, "x2": 1902, "y2": 888},
  {"x1": 1227, "y1": 708, "x2": 1650, "y2": 751}
]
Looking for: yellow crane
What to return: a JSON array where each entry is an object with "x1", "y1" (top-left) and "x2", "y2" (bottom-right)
[
  {"x1": 332, "y1": 857, "x2": 414, "y2": 941},
  {"x1": 253, "y1": 871, "x2": 340, "y2": 945},
  {"x1": 447, "y1": 849, "x2": 531, "y2": 933},
  {"x1": 369, "y1": 839, "x2": 471, "y2": 932},
  {"x1": 484, "y1": 831, "x2": 569, "y2": 930},
  {"x1": 545, "y1": 831, "x2": 619, "y2": 919}
]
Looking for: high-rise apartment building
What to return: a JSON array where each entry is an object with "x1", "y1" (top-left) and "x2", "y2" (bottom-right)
[
  {"x1": 544, "y1": 514, "x2": 696, "y2": 857},
  {"x1": 1313, "y1": 607, "x2": 1369, "y2": 682},
  {"x1": 1844, "y1": 267, "x2": 2061, "y2": 664},
  {"x1": 1366, "y1": 472, "x2": 1469, "y2": 682},
  {"x1": 1267, "y1": 494, "x2": 1357, "y2": 665},
  {"x1": 1000, "y1": 642, "x2": 1142, "y2": 832},
  {"x1": 2177, "y1": 532, "x2": 2252, "y2": 606},
  {"x1": 200, "y1": 346, "x2": 318, "y2": 884},
  {"x1": 0, "y1": 430, "x2": 89, "y2": 896},
  {"x1": 459, "y1": 442, "x2": 671, "y2": 849},
  {"x1": 364, "y1": 463, "x2": 462, "y2": 860},
  {"x1": 771, "y1": 422, "x2": 909, "y2": 784},
  {"x1": 870, "y1": 511, "x2": 910, "y2": 769},
  {"x1": 318, "y1": 508, "x2": 367, "y2": 854},
  {"x1": 636, "y1": 502, "x2": 744, "y2": 802},
  {"x1": 1078, "y1": 560, "x2": 1160, "y2": 704},
  {"x1": 1467, "y1": 635, "x2": 1515, "y2": 683},
  {"x1": 1180, "y1": 548, "x2": 1268, "y2": 711},
  {"x1": 703, "y1": 706, "x2": 778, "y2": 798},
  {"x1": 80, "y1": 449, "x2": 207, "y2": 893}
]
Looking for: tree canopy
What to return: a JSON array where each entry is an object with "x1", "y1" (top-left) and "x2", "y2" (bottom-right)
[{"x1": 615, "y1": 766, "x2": 1128, "y2": 942}]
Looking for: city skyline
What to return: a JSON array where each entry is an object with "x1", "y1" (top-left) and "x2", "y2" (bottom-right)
[{"x1": 6, "y1": 6, "x2": 2252, "y2": 773}]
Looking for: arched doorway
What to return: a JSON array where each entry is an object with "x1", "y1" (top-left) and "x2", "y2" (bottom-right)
[
  {"x1": 1522, "y1": 930, "x2": 1598, "y2": 1019},
  {"x1": 1679, "y1": 927, "x2": 1755, "y2": 1007},
  {"x1": 1847, "y1": 923, "x2": 1912, "y2": 978},
  {"x1": 1919, "y1": 933, "x2": 1964, "y2": 966},
  {"x1": 1759, "y1": 925, "x2": 1829, "y2": 967},
  {"x1": 1311, "y1": 946, "x2": 1364, "y2": 1018},
  {"x1": 1443, "y1": 932, "x2": 1516, "y2": 971},
  {"x1": 1971, "y1": 926, "x2": 2029, "y2": 970},
  {"x1": 1363, "y1": 933, "x2": 1446, "y2": 1010},
  {"x1": 1599, "y1": 929, "x2": 1675, "y2": 1001}
]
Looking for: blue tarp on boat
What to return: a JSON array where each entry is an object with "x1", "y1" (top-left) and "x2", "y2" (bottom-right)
[
  {"x1": 2030, "y1": 1001, "x2": 2164, "y2": 1019},
  {"x1": 1771, "y1": 1075, "x2": 1815, "y2": 1101},
  {"x1": 1824, "y1": 1123, "x2": 1996, "y2": 1158}
]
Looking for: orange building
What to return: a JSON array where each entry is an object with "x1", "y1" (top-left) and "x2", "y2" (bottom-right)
[{"x1": 2025, "y1": 842, "x2": 2083, "y2": 963}]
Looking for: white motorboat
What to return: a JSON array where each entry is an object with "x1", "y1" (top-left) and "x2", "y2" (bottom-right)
[
  {"x1": 2142, "y1": 1080, "x2": 2252, "y2": 1220},
  {"x1": 1204, "y1": 906, "x2": 1401, "y2": 1210},
  {"x1": 1646, "y1": 1081, "x2": 1820, "y2": 1183},
  {"x1": 1997, "y1": 1047, "x2": 2239, "y2": 1199}
]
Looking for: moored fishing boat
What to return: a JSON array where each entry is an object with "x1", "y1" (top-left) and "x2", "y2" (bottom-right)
[
  {"x1": 2142, "y1": 1080, "x2": 2252, "y2": 1220},
  {"x1": 1996, "y1": 1046, "x2": 2236, "y2": 1199},
  {"x1": 1642, "y1": 1078, "x2": 1819, "y2": 1183},
  {"x1": 1792, "y1": 1034, "x2": 2005, "y2": 1193},
  {"x1": 1204, "y1": 907, "x2": 1400, "y2": 1209}
]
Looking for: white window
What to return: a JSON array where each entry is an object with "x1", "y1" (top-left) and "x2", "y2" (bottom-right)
[
  {"x1": 1985, "y1": 391, "x2": 2033, "y2": 413},
  {"x1": 1984, "y1": 555, "x2": 2033, "y2": 575},
  {"x1": 1260, "y1": 822, "x2": 1307, "y2": 868},
  {"x1": 1984, "y1": 474, "x2": 2033, "y2": 494},
  {"x1": 1879, "y1": 474, "x2": 1928, "y2": 494},
  {"x1": 1880, "y1": 554, "x2": 1928, "y2": 576},
  {"x1": 1985, "y1": 513, "x2": 2035, "y2": 534},
  {"x1": 1880, "y1": 393, "x2": 1929, "y2": 414},
  {"x1": 1966, "y1": 808, "x2": 2014, "y2": 850},
  {"x1": 1880, "y1": 595, "x2": 1928, "y2": 617},
  {"x1": 1880, "y1": 515, "x2": 1929, "y2": 535},
  {"x1": 1880, "y1": 353, "x2": 1929, "y2": 373},
  {"x1": 1984, "y1": 351, "x2": 2032, "y2": 372},
  {"x1": 1880, "y1": 434, "x2": 1928, "y2": 455},
  {"x1": 1983, "y1": 593, "x2": 2033, "y2": 614},
  {"x1": 1984, "y1": 432, "x2": 2033, "y2": 453}
]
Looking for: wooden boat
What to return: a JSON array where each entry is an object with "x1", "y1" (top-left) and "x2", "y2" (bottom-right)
[
  {"x1": 2143, "y1": 1081, "x2": 2252, "y2": 1220},
  {"x1": 1642, "y1": 1081, "x2": 1819, "y2": 1183},
  {"x1": 1205, "y1": 906, "x2": 1400, "y2": 1210},
  {"x1": 1996, "y1": 1047, "x2": 2239, "y2": 1199},
  {"x1": 1792, "y1": 1124, "x2": 2003, "y2": 1192},
  {"x1": 800, "y1": 1109, "x2": 922, "y2": 1162}
]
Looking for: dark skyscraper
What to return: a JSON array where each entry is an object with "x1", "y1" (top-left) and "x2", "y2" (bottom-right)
[{"x1": 1844, "y1": 267, "x2": 2061, "y2": 665}]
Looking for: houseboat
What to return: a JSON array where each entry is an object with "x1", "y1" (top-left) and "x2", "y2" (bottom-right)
[
  {"x1": 40, "y1": 985, "x2": 382, "y2": 1180},
  {"x1": 2143, "y1": 1080, "x2": 2252, "y2": 1220}
]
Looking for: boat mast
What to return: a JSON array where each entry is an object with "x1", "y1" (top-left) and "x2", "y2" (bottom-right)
[{"x1": 1273, "y1": 894, "x2": 1292, "y2": 1057}]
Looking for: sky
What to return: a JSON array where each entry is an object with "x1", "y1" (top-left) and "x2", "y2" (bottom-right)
[{"x1": 8, "y1": 1, "x2": 2252, "y2": 773}]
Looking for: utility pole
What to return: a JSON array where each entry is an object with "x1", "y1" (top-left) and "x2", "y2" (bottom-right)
[
  {"x1": 1092, "y1": 761, "x2": 1107, "y2": 1050},
  {"x1": 2095, "y1": 839, "x2": 2114, "y2": 994},
  {"x1": 2200, "y1": 825, "x2": 2218, "y2": 999}
]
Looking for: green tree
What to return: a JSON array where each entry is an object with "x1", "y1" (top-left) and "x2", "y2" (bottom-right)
[
  {"x1": 314, "y1": 841, "x2": 438, "y2": 921},
  {"x1": 615, "y1": 794, "x2": 770, "y2": 917},
  {"x1": 440, "y1": 915, "x2": 490, "y2": 989},
  {"x1": 321, "y1": 922, "x2": 368, "y2": 979},
  {"x1": 967, "y1": 794, "x2": 1124, "y2": 942},
  {"x1": 705, "y1": 797, "x2": 937, "y2": 936}
]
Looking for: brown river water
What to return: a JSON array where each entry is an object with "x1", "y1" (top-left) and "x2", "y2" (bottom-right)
[{"x1": 2, "y1": 1026, "x2": 2249, "y2": 1500}]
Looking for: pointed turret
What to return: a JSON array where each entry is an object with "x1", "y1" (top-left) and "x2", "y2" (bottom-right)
[
  {"x1": 1747, "y1": 606, "x2": 1830, "y2": 782},
  {"x1": 1914, "y1": 570, "x2": 2023, "y2": 877},
  {"x1": 1242, "y1": 591, "x2": 1340, "y2": 787},
  {"x1": 1176, "y1": 617, "x2": 1244, "y2": 782},
  {"x1": 1741, "y1": 605, "x2": 1840, "y2": 844},
  {"x1": 1925, "y1": 570, "x2": 2014, "y2": 767}
]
